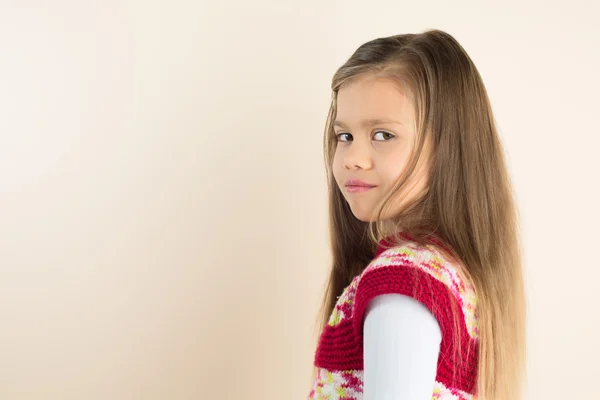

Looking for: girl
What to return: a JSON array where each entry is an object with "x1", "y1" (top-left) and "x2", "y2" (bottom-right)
[{"x1": 307, "y1": 29, "x2": 526, "y2": 400}]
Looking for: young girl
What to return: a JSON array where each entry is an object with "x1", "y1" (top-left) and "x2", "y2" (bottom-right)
[{"x1": 307, "y1": 29, "x2": 526, "y2": 400}]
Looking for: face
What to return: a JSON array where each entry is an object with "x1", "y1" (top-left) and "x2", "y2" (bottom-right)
[{"x1": 332, "y1": 74, "x2": 431, "y2": 222}]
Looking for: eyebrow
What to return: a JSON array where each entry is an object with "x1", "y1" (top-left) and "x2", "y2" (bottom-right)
[{"x1": 333, "y1": 118, "x2": 403, "y2": 129}]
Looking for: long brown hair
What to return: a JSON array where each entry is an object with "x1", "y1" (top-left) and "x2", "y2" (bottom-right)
[{"x1": 310, "y1": 29, "x2": 527, "y2": 399}]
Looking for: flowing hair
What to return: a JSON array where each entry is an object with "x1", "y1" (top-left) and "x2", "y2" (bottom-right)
[{"x1": 310, "y1": 29, "x2": 527, "y2": 400}]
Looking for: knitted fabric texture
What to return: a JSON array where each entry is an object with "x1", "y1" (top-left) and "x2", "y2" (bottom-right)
[{"x1": 308, "y1": 232, "x2": 479, "y2": 399}]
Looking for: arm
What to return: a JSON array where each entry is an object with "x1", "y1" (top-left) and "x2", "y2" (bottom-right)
[{"x1": 363, "y1": 294, "x2": 442, "y2": 400}]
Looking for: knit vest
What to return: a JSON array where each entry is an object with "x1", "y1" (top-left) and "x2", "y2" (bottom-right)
[{"x1": 308, "y1": 232, "x2": 479, "y2": 399}]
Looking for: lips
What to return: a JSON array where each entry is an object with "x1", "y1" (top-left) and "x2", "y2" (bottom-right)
[
  {"x1": 345, "y1": 179, "x2": 376, "y2": 188},
  {"x1": 345, "y1": 179, "x2": 377, "y2": 193}
]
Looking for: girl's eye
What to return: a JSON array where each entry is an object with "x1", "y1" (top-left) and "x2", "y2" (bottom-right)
[
  {"x1": 335, "y1": 131, "x2": 395, "y2": 142},
  {"x1": 374, "y1": 131, "x2": 394, "y2": 141},
  {"x1": 336, "y1": 132, "x2": 353, "y2": 142}
]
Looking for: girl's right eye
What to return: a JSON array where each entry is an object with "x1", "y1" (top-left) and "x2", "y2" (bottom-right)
[{"x1": 336, "y1": 133, "x2": 352, "y2": 142}]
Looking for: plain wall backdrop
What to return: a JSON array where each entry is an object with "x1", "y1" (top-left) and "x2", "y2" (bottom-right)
[{"x1": 0, "y1": 0, "x2": 598, "y2": 399}]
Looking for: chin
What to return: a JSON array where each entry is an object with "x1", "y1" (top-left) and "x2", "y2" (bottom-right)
[{"x1": 348, "y1": 207, "x2": 375, "y2": 223}]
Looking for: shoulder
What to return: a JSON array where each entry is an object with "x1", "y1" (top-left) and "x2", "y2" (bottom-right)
[
  {"x1": 354, "y1": 238, "x2": 479, "y2": 340},
  {"x1": 367, "y1": 239, "x2": 474, "y2": 305}
]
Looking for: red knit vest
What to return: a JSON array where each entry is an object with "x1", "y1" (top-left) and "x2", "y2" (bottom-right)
[{"x1": 308, "y1": 232, "x2": 479, "y2": 399}]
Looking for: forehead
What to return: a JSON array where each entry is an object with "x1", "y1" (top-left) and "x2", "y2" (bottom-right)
[{"x1": 335, "y1": 75, "x2": 414, "y2": 123}]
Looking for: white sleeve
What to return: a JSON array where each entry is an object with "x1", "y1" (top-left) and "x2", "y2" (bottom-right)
[{"x1": 363, "y1": 293, "x2": 442, "y2": 400}]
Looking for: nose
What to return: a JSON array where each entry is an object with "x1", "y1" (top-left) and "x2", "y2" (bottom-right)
[{"x1": 343, "y1": 139, "x2": 373, "y2": 170}]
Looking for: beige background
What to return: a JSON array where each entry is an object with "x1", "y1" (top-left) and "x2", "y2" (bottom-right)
[{"x1": 0, "y1": 1, "x2": 598, "y2": 399}]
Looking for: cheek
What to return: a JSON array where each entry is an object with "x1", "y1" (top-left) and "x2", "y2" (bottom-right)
[{"x1": 380, "y1": 157, "x2": 408, "y2": 186}]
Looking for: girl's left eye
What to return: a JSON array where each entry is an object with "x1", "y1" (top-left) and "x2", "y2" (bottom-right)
[{"x1": 374, "y1": 131, "x2": 394, "y2": 141}]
